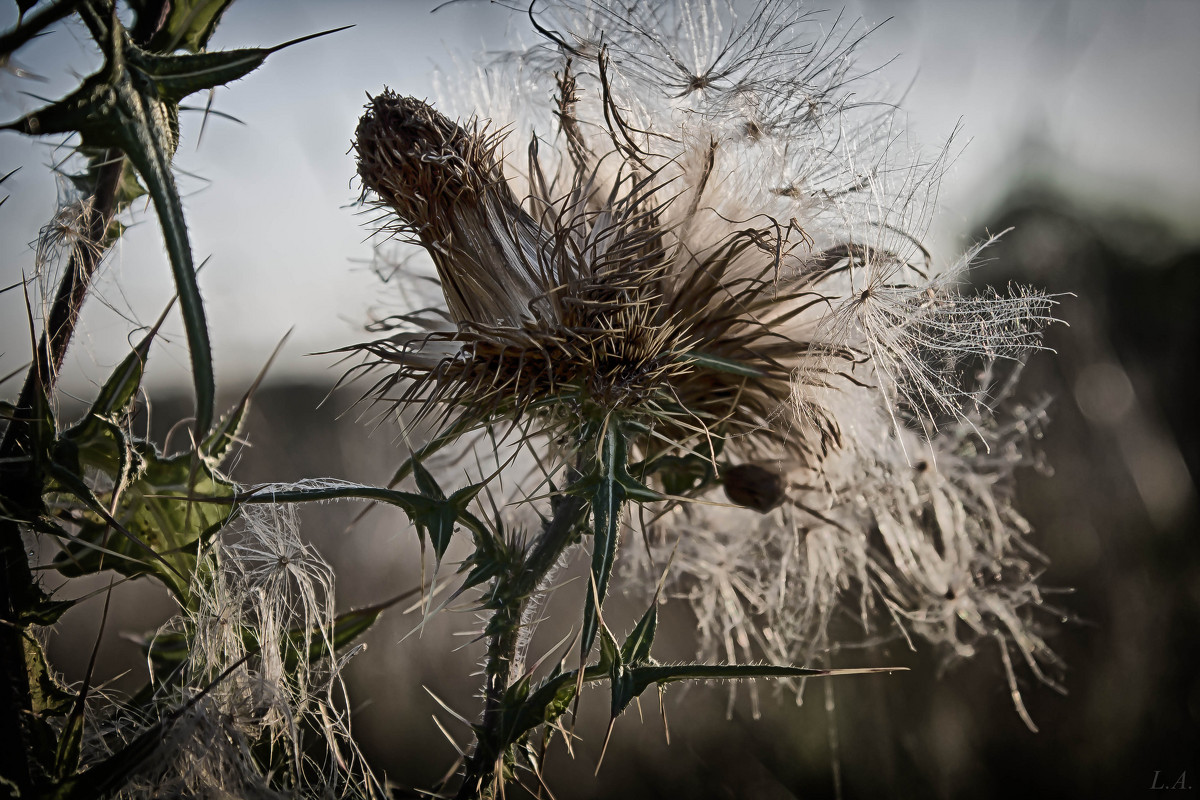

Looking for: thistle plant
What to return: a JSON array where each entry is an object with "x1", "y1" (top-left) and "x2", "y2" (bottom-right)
[
  {"x1": 347, "y1": 0, "x2": 1061, "y2": 794},
  {"x1": 1, "y1": 3, "x2": 381, "y2": 798},
  {"x1": 0, "y1": 1, "x2": 1063, "y2": 799}
]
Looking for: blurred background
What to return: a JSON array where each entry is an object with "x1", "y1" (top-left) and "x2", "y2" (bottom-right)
[{"x1": 2, "y1": 1, "x2": 1197, "y2": 797}]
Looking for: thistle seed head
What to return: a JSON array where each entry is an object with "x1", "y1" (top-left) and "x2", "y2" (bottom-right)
[{"x1": 348, "y1": 0, "x2": 1064, "y2": 726}]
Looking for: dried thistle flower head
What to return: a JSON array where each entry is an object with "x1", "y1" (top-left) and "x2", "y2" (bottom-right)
[
  {"x1": 352, "y1": 86, "x2": 845, "y2": 468},
  {"x1": 350, "y1": 0, "x2": 1063, "y2": 727}
]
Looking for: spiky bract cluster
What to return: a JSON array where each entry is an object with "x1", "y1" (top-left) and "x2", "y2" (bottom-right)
[{"x1": 353, "y1": 85, "x2": 849, "y2": 465}]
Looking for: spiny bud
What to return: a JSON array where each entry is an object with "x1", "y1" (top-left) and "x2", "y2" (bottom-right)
[{"x1": 354, "y1": 90, "x2": 546, "y2": 326}]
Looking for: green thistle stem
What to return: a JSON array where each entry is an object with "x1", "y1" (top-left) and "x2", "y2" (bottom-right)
[{"x1": 457, "y1": 486, "x2": 588, "y2": 799}]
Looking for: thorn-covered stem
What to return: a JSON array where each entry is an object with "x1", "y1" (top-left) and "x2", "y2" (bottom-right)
[
  {"x1": 457, "y1": 484, "x2": 587, "y2": 799},
  {"x1": 0, "y1": 147, "x2": 124, "y2": 795},
  {"x1": 0, "y1": 148, "x2": 124, "y2": 459}
]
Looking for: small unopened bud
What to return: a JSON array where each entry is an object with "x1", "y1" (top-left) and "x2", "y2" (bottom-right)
[
  {"x1": 722, "y1": 463, "x2": 787, "y2": 513},
  {"x1": 354, "y1": 91, "x2": 547, "y2": 326}
]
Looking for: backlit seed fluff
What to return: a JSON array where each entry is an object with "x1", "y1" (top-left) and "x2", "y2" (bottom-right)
[{"x1": 350, "y1": 0, "x2": 1063, "y2": 727}]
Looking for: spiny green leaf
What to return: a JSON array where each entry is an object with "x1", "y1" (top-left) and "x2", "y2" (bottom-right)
[
  {"x1": 611, "y1": 662, "x2": 898, "y2": 726},
  {"x1": 134, "y1": 592, "x2": 403, "y2": 673},
  {"x1": 314, "y1": 600, "x2": 391, "y2": 657},
  {"x1": 58, "y1": 415, "x2": 140, "y2": 504},
  {"x1": 201, "y1": 330, "x2": 289, "y2": 463},
  {"x1": 597, "y1": 621, "x2": 620, "y2": 674},
  {"x1": 450, "y1": 519, "x2": 506, "y2": 600},
  {"x1": 135, "y1": 27, "x2": 352, "y2": 105},
  {"x1": 128, "y1": 106, "x2": 215, "y2": 437},
  {"x1": 456, "y1": 557, "x2": 503, "y2": 597},
  {"x1": 19, "y1": 594, "x2": 78, "y2": 627},
  {"x1": 130, "y1": 0, "x2": 235, "y2": 53},
  {"x1": 410, "y1": 458, "x2": 446, "y2": 501},
  {"x1": 581, "y1": 476, "x2": 619, "y2": 658},
  {"x1": 234, "y1": 481, "x2": 434, "y2": 510},
  {"x1": 406, "y1": 460, "x2": 488, "y2": 562},
  {"x1": 596, "y1": 621, "x2": 641, "y2": 720},
  {"x1": 506, "y1": 673, "x2": 531, "y2": 707},
  {"x1": 74, "y1": 309, "x2": 163, "y2": 425},
  {"x1": 2, "y1": 6, "x2": 216, "y2": 435},
  {"x1": 432, "y1": 482, "x2": 488, "y2": 562},
  {"x1": 493, "y1": 660, "x2": 900, "y2": 755},
  {"x1": 627, "y1": 663, "x2": 899, "y2": 694},
  {"x1": 620, "y1": 600, "x2": 657, "y2": 667},
  {"x1": 578, "y1": 423, "x2": 660, "y2": 660},
  {"x1": 351, "y1": 414, "x2": 485, "y2": 530},
  {"x1": 23, "y1": 632, "x2": 73, "y2": 718},
  {"x1": 199, "y1": 394, "x2": 245, "y2": 464},
  {"x1": 48, "y1": 440, "x2": 233, "y2": 603},
  {"x1": 496, "y1": 670, "x2": 583, "y2": 752},
  {"x1": 45, "y1": 459, "x2": 183, "y2": 575},
  {"x1": 21, "y1": 372, "x2": 59, "y2": 485}
]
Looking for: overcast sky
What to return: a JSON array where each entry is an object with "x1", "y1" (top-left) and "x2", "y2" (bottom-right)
[{"x1": 2, "y1": 0, "x2": 1197, "y2": 398}]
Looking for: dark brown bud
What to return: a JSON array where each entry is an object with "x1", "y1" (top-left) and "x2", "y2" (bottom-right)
[
  {"x1": 722, "y1": 463, "x2": 786, "y2": 513},
  {"x1": 354, "y1": 91, "x2": 547, "y2": 326},
  {"x1": 355, "y1": 93, "x2": 494, "y2": 232}
]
